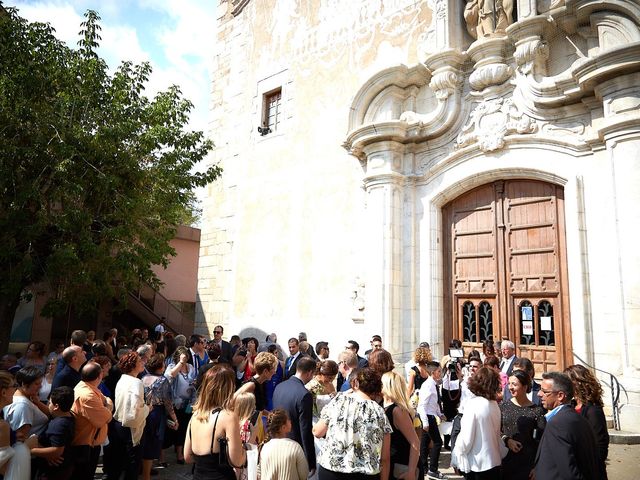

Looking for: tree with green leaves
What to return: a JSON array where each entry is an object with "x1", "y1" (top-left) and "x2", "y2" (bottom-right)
[{"x1": 0, "y1": 8, "x2": 219, "y2": 353}]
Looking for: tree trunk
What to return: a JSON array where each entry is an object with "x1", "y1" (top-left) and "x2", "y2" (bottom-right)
[{"x1": 0, "y1": 294, "x2": 20, "y2": 355}]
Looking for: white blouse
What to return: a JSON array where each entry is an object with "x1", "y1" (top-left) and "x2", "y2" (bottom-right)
[
  {"x1": 451, "y1": 396, "x2": 508, "y2": 473},
  {"x1": 114, "y1": 374, "x2": 149, "y2": 445}
]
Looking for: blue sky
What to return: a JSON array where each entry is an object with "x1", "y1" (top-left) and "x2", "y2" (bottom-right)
[{"x1": 9, "y1": 0, "x2": 216, "y2": 133}]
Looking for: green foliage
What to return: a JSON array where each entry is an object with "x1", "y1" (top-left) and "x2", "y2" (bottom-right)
[{"x1": 0, "y1": 8, "x2": 219, "y2": 327}]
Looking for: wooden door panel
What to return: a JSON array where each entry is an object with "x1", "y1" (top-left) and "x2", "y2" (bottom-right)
[{"x1": 444, "y1": 180, "x2": 571, "y2": 370}]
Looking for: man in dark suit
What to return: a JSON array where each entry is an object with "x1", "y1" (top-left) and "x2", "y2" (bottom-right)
[
  {"x1": 500, "y1": 339, "x2": 518, "y2": 376},
  {"x1": 284, "y1": 337, "x2": 305, "y2": 379},
  {"x1": 346, "y1": 340, "x2": 368, "y2": 368},
  {"x1": 211, "y1": 325, "x2": 234, "y2": 364},
  {"x1": 272, "y1": 356, "x2": 316, "y2": 474},
  {"x1": 534, "y1": 372, "x2": 599, "y2": 480}
]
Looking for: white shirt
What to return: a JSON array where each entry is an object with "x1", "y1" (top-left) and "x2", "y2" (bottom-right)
[
  {"x1": 501, "y1": 355, "x2": 515, "y2": 374},
  {"x1": 451, "y1": 396, "x2": 507, "y2": 473},
  {"x1": 457, "y1": 378, "x2": 476, "y2": 415},
  {"x1": 417, "y1": 376, "x2": 441, "y2": 426}
]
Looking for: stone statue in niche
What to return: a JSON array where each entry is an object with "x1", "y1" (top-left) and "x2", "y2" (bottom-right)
[
  {"x1": 464, "y1": 0, "x2": 514, "y2": 39},
  {"x1": 351, "y1": 277, "x2": 365, "y2": 322}
]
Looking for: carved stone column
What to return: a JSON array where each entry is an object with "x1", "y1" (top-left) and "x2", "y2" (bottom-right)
[
  {"x1": 508, "y1": 16, "x2": 549, "y2": 78},
  {"x1": 594, "y1": 73, "x2": 640, "y2": 390},
  {"x1": 361, "y1": 142, "x2": 407, "y2": 353}
]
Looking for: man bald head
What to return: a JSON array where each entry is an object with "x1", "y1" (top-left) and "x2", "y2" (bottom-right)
[
  {"x1": 63, "y1": 345, "x2": 86, "y2": 371},
  {"x1": 81, "y1": 361, "x2": 103, "y2": 384}
]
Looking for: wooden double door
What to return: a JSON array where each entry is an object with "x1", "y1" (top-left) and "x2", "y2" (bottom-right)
[{"x1": 443, "y1": 180, "x2": 572, "y2": 374}]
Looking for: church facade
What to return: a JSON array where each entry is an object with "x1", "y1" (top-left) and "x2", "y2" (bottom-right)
[{"x1": 197, "y1": 0, "x2": 640, "y2": 431}]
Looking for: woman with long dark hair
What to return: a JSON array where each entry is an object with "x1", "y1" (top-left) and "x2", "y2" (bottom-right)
[{"x1": 564, "y1": 364, "x2": 610, "y2": 479}]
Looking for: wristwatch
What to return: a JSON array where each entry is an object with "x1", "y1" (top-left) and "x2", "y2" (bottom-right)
[{"x1": 502, "y1": 435, "x2": 510, "y2": 446}]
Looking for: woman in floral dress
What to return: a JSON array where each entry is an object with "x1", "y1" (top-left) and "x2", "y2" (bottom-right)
[
  {"x1": 141, "y1": 353, "x2": 178, "y2": 480},
  {"x1": 313, "y1": 367, "x2": 392, "y2": 480}
]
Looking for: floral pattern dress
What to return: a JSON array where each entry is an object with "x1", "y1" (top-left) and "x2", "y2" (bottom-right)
[{"x1": 318, "y1": 393, "x2": 392, "y2": 475}]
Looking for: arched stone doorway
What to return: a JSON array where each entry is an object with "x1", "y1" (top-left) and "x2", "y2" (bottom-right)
[{"x1": 442, "y1": 179, "x2": 572, "y2": 374}]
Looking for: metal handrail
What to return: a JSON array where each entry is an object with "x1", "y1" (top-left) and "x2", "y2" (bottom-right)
[
  {"x1": 131, "y1": 282, "x2": 193, "y2": 335},
  {"x1": 572, "y1": 352, "x2": 628, "y2": 431}
]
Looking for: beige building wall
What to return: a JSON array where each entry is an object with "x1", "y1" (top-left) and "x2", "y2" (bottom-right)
[
  {"x1": 198, "y1": 0, "x2": 640, "y2": 432},
  {"x1": 198, "y1": 0, "x2": 432, "y2": 345}
]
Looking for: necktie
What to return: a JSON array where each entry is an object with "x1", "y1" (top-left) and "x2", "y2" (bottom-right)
[{"x1": 286, "y1": 356, "x2": 293, "y2": 371}]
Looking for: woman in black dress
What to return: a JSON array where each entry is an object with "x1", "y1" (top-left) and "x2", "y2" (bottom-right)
[
  {"x1": 184, "y1": 364, "x2": 245, "y2": 480},
  {"x1": 500, "y1": 370, "x2": 546, "y2": 480},
  {"x1": 565, "y1": 364, "x2": 610, "y2": 480},
  {"x1": 382, "y1": 371, "x2": 420, "y2": 480}
]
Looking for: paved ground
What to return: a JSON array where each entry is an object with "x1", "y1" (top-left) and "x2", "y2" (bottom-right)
[{"x1": 96, "y1": 442, "x2": 638, "y2": 479}]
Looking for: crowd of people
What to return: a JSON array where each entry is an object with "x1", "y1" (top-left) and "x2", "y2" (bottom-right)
[{"x1": 0, "y1": 327, "x2": 610, "y2": 480}]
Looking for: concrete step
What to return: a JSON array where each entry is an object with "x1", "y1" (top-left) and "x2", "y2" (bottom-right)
[{"x1": 609, "y1": 430, "x2": 640, "y2": 445}]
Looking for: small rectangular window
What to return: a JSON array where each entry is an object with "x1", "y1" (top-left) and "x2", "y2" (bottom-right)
[{"x1": 260, "y1": 88, "x2": 281, "y2": 135}]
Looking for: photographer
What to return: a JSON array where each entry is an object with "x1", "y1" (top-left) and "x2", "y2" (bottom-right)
[
  {"x1": 450, "y1": 355, "x2": 483, "y2": 455},
  {"x1": 439, "y1": 339, "x2": 463, "y2": 450}
]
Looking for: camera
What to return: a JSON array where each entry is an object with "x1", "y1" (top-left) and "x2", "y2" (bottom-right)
[{"x1": 447, "y1": 348, "x2": 465, "y2": 377}]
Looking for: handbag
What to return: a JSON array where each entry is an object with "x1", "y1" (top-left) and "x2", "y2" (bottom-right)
[{"x1": 211, "y1": 408, "x2": 247, "y2": 469}]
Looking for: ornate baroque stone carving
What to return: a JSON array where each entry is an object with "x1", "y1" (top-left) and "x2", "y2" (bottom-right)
[
  {"x1": 456, "y1": 98, "x2": 538, "y2": 151},
  {"x1": 467, "y1": 37, "x2": 514, "y2": 91},
  {"x1": 429, "y1": 69, "x2": 464, "y2": 100},
  {"x1": 514, "y1": 38, "x2": 549, "y2": 75}
]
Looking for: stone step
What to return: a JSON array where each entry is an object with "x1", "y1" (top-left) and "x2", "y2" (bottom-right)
[{"x1": 609, "y1": 430, "x2": 640, "y2": 445}]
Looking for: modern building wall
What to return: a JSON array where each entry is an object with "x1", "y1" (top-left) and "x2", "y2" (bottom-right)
[{"x1": 153, "y1": 225, "x2": 201, "y2": 304}]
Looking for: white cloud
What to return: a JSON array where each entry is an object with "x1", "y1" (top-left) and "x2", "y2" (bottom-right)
[{"x1": 11, "y1": 1, "x2": 213, "y2": 133}]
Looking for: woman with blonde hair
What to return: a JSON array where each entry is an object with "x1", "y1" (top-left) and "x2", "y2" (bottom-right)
[
  {"x1": 564, "y1": 364, "x2": 609, "y2": 479},
  {"x1": 235, "y1": 352, "x2": 277, "y2": 416},
  {"x1": 260, "y1": 409, "x2": 308, "y2": 480},
  {"x1": 407, "y1": 347, "x2": 432, "y2": 400},
  {"x1": 185, "y1": 365, "x2": 245, "y2": 480},
  {"x1": 382, "y1": 371, "x2": 420, "y2": 480},
  {"x1": 234, "y1": 392, "x2": 258, "y2": 445}
]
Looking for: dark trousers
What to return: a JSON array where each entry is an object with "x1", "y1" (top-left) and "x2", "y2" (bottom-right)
[
  {"x1": 420, "y1": 414, "x2": 442, "y2": 473},
  {"x1": 106, "y1": 420, "x2": 142, "y2": 480},
  {"x1": 318, "y1": 465, "x2": 379, "y2": 480},
  {"x1": 450, "y1": 413, "x2": 463, "y2": 451},
  {"x1": 464, "y1": 465, "x2": 502, "y2": 480},
  {"x1": 70, "y1": 445, "x2": 101, "y2": 480}
]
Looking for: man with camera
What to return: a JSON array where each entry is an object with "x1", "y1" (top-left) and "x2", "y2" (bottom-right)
[
  {"x1": 441, "y1": 340, "x2": 464, "y2": 451},
  {"x1": 450, "y1": 355, "x2": 483, "y2": 455}
]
